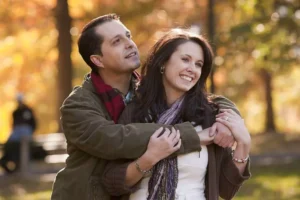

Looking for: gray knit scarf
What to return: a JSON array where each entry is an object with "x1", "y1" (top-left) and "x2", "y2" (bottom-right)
[{"x1": 147, "y1": 96, "x2": 185, "y2": 200}]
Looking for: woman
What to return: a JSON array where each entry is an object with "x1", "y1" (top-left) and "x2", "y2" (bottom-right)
[{"x1": 101, "y1": 29, "x2": 251, "y2": 200}]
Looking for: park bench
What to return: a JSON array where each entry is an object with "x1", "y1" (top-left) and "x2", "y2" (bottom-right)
[{"x1": 0, "y1": 133, "x2": 67, "y2": 175}]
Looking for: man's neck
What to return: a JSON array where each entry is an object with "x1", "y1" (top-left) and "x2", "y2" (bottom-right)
[{"x1": 98, "y1": 70, "x2": 132, "y2": 95}]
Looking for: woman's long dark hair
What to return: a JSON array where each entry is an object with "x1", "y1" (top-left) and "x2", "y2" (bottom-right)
[{"x1": 133, "y1": 29, "x2": 218, "y2": 128}]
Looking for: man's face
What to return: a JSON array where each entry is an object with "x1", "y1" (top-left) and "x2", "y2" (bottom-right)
[{"x1": 94, "y1": 20, "x2": 140, "y2": 74}]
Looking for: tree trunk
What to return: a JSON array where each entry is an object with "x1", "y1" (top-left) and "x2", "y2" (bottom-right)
[
  {"x1": 208, "y1": 0, "x2": 216, "y2": 93},
  {"x1": 260, "y1": 69, "x2": 276, "y2": 133},
  {"x1": 55, "y1": 0, "x2": 73, "y2": 132}
]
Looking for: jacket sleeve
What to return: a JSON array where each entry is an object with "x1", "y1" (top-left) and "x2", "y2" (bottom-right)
[
  {"x1": 219, "y1": 148, "x2": 251, "y2": 199},
  {"x1": 101, "y1": 160, "x2": 135, "y2": 196},
  {"x1": 213, "y1": 96, "x2": 250, "y2": 199},
  {"x1": 61, "y1": 88, "x2": 200, "y2": 160},
  {"x1": 211, "y1": 95, "x2": 241, "y2": 116}
]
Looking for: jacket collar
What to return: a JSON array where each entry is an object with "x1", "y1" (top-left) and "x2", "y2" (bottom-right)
[
  {"x1": 82, "y1": 73, "x2": 97, "y2": 94},
  {"x1": 81, "y1": 72, "x2": 140, "y2": 96}
]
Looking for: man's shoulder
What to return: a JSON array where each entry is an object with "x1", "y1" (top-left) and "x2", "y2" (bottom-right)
[
  {"x1": 65, "y1": 74, "x2": 96, "y2": 101},
  {"x1": 61, "y1": 85, "x2": 100, "y2": 109},
  {"x1": 209, "y1": 94, "x2": 234, "y2": 104},
  {"x1": 209, "y1": 94, "x2": 241, "y2": 115}
]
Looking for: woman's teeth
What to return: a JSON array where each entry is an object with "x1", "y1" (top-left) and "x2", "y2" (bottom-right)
[{"x1": 180, "y1": 75, "x2": 192, "y2": 82}]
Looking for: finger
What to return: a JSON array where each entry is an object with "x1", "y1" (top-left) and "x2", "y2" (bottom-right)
[
  {"x1": 216, "y1": 118, "x2": 231, "y2": 128},
  {"x1": 172, "y1": 130, "x2": 180, "y2": 142},
  {"x1": 229, "y1": 141, "x2": 235, "y2": 147},
  {"x1": 171, "y1": 132, "x2": 180, "y2": 146},
  {"x1": 173, "y1": 139, "x2": 182, "y2": 150},
  {"x1": 220, "y1": 109, "x2": 240, "y2": 118},
  {"x1": 213, "y1": 133, "x2": 222, "y2": 144},
  {"x1": 160, "y1": 128, "x2": 170, "y2": 138},
  {"x1": 216, "y1": 112, "x2": 237, "y2": 120},
  {"x1": 168, "y1": 127, "x2": 176, "y2": 139},
  {"x1": 217, "y1": 135, "x2": 227, "y2": 146},
  {"x1": 152, "y1": 127, "x2": 164, "y2": 138},
  {"x1": 219, "y1": 137, "x2": 232, "y2": 148},
  {"x1": 209, "y1": 123, "x2": 217, "y2": 137}
]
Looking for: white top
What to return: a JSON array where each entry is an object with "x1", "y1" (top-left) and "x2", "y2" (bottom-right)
[{"x1": 129, "y1": 144, "x2": 208, "y2": 200}]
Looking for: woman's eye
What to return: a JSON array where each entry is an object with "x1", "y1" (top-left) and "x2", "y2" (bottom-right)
[
  {"x1": 196, "y1": 63, "x2": 203, "y2": 68},
  {"x1": 182, "y1": 57, "x2": 189, "y2": 62}
]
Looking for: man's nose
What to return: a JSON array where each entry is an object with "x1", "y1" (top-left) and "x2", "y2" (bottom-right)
[{"x1": 125, "y1": 38, "x2": 134, "y2": 49}]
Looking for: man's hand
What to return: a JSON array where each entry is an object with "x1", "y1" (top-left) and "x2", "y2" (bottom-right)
[
  {"x1": 195, "y1": 126, "x2": 215, "y2": 146},
  {"x1": 209, "y1": 122, "x2": 235, "y2": 148}
]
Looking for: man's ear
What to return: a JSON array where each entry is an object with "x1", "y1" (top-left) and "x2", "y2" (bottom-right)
[{"x1": 90, "y1": 55, "x2": 104, "y2": 69}]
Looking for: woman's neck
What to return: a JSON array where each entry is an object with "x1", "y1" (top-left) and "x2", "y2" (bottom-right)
[{"x1": 165, "y1": 88, "x2": 184, "y2": 107}]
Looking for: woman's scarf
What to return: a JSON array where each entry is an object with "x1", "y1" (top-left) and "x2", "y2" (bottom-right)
[{"x1": 147, "y1": 96, "x2": 185, "y2": 200}]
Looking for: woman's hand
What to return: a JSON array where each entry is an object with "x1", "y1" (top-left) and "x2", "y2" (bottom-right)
[
  {"x1": 216, "y1": 109, "x2": 251, "y2": 146},
  {"x1": 144, "y1": 127, "x2": 181, "y2": 165}
]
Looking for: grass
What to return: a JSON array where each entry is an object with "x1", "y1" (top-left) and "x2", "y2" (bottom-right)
[
  {"x1": 0, "y1": 174, "x2": 53, "y2": 200},
  {"x1": 0, "y1": 161, "x2": 299, "y2": 200},
  {"x1": 235, "y1": 160, "x2": 300, "y2": 200}
]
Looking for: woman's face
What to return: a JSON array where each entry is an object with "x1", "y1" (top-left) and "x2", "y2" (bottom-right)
[{"x1": 162, "y1": 41, "x2": 204, "y2": 99}]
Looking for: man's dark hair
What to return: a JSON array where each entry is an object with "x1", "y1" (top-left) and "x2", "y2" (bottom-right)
[{"x1": 78, "y1": 13, "x2": 120, "y2": 72}]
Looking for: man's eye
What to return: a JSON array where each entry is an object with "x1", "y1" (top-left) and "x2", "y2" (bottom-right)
[
  {"x1": 127, "y1": 34, "x2": 132, "y2": 39},
  {"x1": 113, "y1": 39, "x2": 120, "y2": 44}
]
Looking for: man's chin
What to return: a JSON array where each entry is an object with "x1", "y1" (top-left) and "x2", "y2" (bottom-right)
[{"x1": 130, "y1": 62, "x2": 141, "y2": 70}]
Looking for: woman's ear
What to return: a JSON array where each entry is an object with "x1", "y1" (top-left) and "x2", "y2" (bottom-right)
[{"x1": 90, "y1": 55, "x2": 104, "y2": 69}]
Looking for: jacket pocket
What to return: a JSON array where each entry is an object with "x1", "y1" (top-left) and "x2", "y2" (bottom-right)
[{"x1": 88, "y1": 176, "x2": 105, "y2": 200}]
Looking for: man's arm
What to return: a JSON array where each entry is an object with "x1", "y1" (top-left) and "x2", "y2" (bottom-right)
[
  {"x1": 211, "y1": 95, "x2": 241, "y2": 116},
  {"x1": 219, "y1": 148, "x2": 251, "y2": 199},
  {"x1": 100, "y1": 96, "x2": 242, "y2": 194},
  {"x1": 61, "y1": 88, "x2": 200, "y2": 160}
]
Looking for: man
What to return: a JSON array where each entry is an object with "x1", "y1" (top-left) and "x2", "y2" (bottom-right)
[{"x1": 51, "y1": 14, "x2": 238, "y2": 200}]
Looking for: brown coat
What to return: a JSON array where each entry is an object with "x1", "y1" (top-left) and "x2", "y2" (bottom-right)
[
  {"x1": 51, "y1": 75, "x2": 205, "y2": 200},
  {"x1": 101, "y1": 103, "x2": 251, "y2": 200}
]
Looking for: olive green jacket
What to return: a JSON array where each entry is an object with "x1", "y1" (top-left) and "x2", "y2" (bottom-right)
[{"x1": 51, "y1": 74, "x2": 239, "y2": 200}]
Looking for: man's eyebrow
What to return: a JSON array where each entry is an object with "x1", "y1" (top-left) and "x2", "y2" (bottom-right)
[
  {"x1": 110, "y1": 31, "x2": 131, "y2": 42},
  {"x1": 110, "y1": 34, "x2": 121, "y2": 42}
]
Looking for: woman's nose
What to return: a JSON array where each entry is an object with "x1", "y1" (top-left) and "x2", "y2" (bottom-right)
[{"x1": 186, "y1": 65, "x2": 194, "y2": 72}]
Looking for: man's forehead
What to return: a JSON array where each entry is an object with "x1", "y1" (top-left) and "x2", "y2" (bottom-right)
[{"x1": 95, "y1": 20, "x2": 129, "y2": 40}]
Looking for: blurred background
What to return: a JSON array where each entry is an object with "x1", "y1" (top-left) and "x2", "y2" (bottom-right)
[{"x1": 0, "y1": 0, "x2": 299, "y2": 199}]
